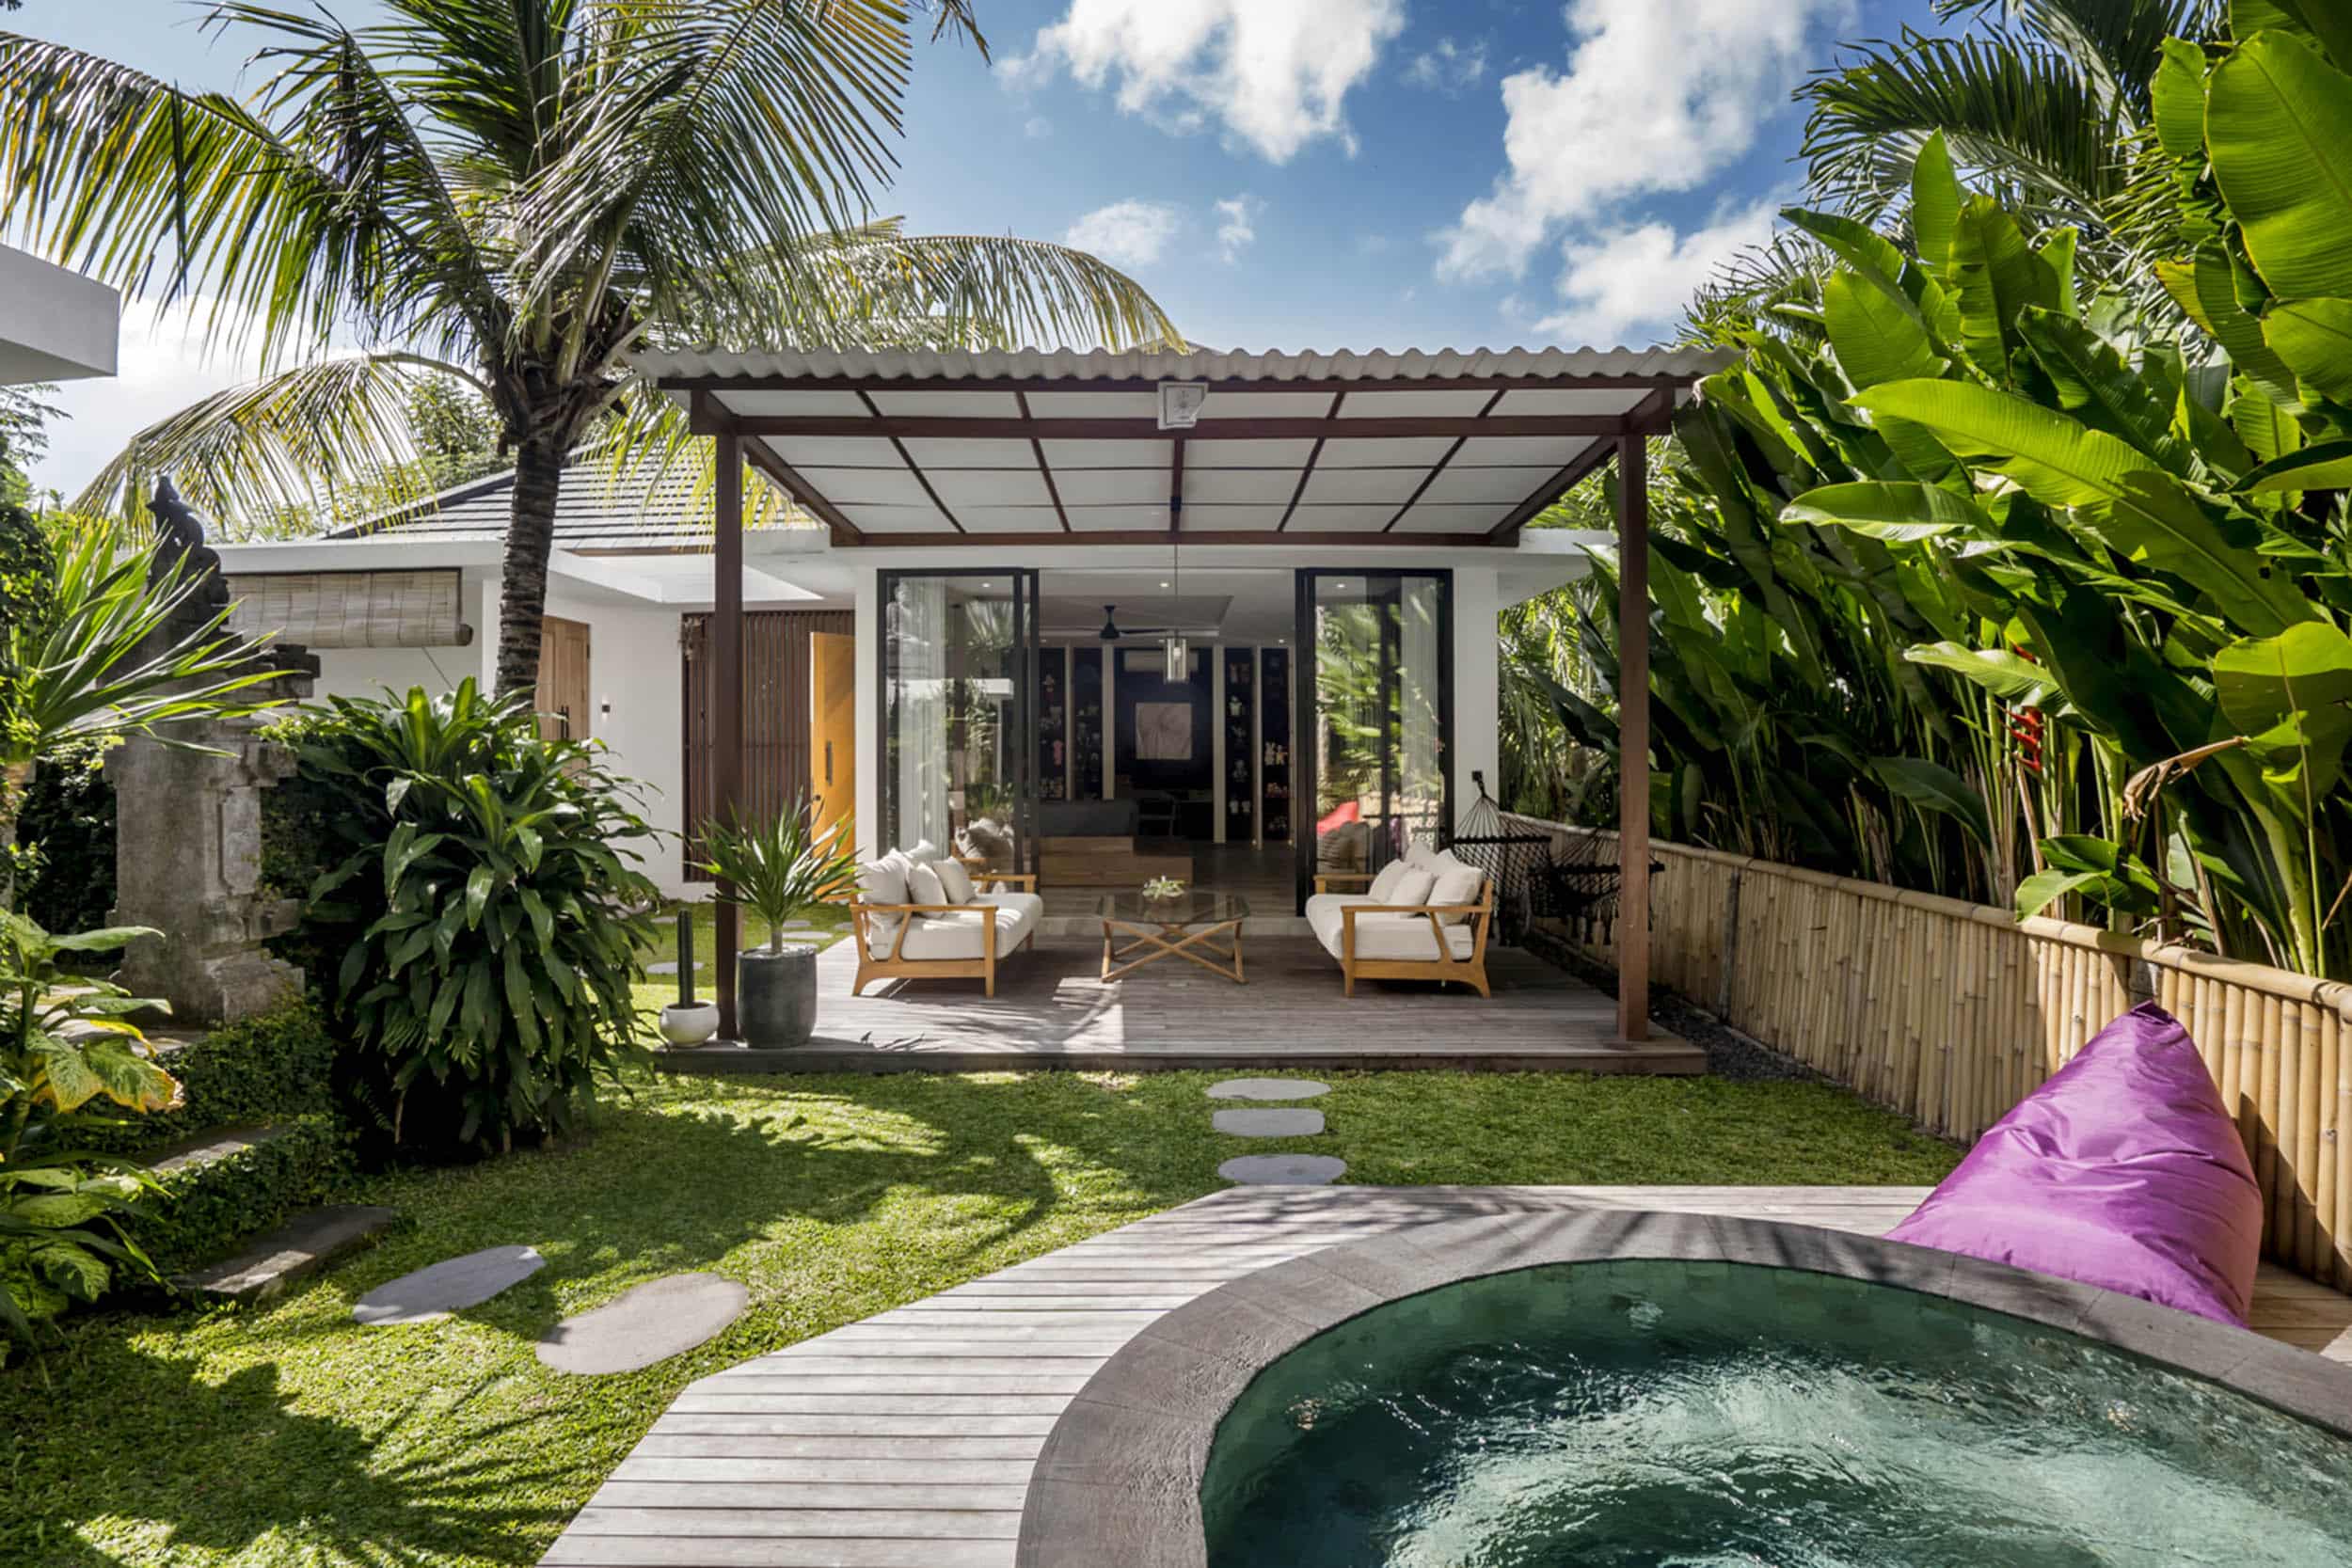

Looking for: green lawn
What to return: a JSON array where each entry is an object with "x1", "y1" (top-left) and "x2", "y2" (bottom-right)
[{"x1": 0, "y1": 1067, "x2": 1957, "y2": 1568}]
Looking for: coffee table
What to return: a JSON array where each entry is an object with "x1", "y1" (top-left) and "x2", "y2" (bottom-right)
[{"x1": 1098, "y1": 890, "x2": 1249, "y2": 984}]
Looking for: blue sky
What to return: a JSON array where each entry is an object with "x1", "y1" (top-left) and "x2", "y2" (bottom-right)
[{"x1": 15, "y1": 0, "x2": 1946, "y2": 496}]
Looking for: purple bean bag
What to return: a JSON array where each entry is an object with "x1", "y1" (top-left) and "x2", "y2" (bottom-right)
[{"x1": 1885, "y1": 1002, "x2": 2262, "y2": 1325}]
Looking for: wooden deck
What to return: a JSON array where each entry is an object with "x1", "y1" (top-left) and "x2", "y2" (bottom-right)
[
  {"x1": 655, "y1": 937, "x2": 1701, "y2": 1074},
  {"x1": 539, "y1": 1185, "x2": 2352, "y2": 1567}
]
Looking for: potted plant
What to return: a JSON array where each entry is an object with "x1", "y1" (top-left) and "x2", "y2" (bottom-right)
[
  {"x1": 658, "y1": 909, "x2": 719, "y2": 1047},
  {"x1": 697, "y1": 799, "x2": 859, "y2": 1048}
]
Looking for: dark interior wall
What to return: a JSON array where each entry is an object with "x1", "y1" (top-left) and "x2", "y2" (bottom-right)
[{"x1": 1113, "y1": 646, "x2": 1211, "y2": 792}]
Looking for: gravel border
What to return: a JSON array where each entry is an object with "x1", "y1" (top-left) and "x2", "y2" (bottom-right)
[{"x1": 1520, "y1": 929, "x2": 1823, "y2": 1084}]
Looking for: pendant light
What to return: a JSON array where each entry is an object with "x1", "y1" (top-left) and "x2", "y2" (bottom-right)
[{"x1": 1161, "y1": 532, "x2": 1187, "y2": 680}]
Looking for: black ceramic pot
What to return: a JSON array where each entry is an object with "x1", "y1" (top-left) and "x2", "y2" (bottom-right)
[{"x1": 739, "y1": 944, "x2": 818, "y2": 1047}]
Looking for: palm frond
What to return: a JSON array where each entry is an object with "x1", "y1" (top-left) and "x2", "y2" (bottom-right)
[
  {"x1": 75, "y1": 351, "x2": 475, "y2": 532},
  {"x1": 1935, "y1": 1, "x2": 2227, "y2": 112},
  {"x1": 679, "y1": 230, "x2": 1183, "y2": 353}
]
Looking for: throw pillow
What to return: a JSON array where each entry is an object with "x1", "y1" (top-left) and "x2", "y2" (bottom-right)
[
  {"x1": 857, "y1": 854, "x2": 910, "y2": 937},
  {"x1": 1368, "y1": 861, "x2": 1414, "y2": 901},
  {"x1": 1384, "y1": 867, "x2": 1437, "y2": 909},
  {"x1": 934, "y1": 858, "x2": 976, "y2": 905},
  {"x1": 1428, "y1": 864, "x2": 1484, "y2": 925},
  {"x1": 906, "y1": 839, "x2": 946, "y2": 864},
  {"x1": 1406, "y1": 838, "x2": 1441, "y2": 869},
  {"x1": 906, "y1": 862, "x2": 946, "y2": 907}
]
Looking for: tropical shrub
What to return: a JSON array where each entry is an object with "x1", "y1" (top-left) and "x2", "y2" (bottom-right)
[
  {"x1": 697, "y1": 799, "x2": 857, "y2": 952},
  {"x1": 0, "y1": 915, "x2": 175, "y2": 1344},
  {"x1": 1545, "y1": 21, "x2": 2352, "y2": 983},
  {"x1": 10, "y1": 736, "x2": 114, "y2": 943},
  {"x1": 285, "y1": 681, "x2": 658, "y2": 1153}
]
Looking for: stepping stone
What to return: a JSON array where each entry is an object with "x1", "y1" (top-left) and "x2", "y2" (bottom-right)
[
  {"x1": 1207, "y1": 1077, "x2": 1330, "y2": 1101},
  {"x1": 1213, "y1": 1108, "x2": 1325, "y2": 1137},
  {"x1": 353, "y1": 1244, "x2": 546, "y2": 1326},
  {"x1": 174, "y1": 1204, "x2": 400, "y2": 1305},
  {"x1": 536, "y1": 1272, "x2": 748, "y2": 1375},
  {"x1": 644, "y1": 960, "x2": 706, "y2": 975},
  {"x1": 1219, "y1": 1154, "x2": 1347, "y2": 1186}
]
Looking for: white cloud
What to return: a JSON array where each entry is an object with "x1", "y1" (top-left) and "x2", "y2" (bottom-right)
[
  {"x1": 1534, "y1": 198, "x2": 1782, "y2": 346},
  {"x1": 1404, "y1": 36, "x2": 1487, "y2": 93},
  {"x1": 1004, "y1": 0, "x2": 1406, "y2": 164},
  {"x1": 1063, "y1": 198, "x2": 1184, "y2": 269},
  {"x1": 26, "y1": 294, "x2": 259, "y2": 505},
  {"x1": 1437, "y1": 0, "x2": 1854, "y2": 281},
  {"x1": 1024, "y1": 115, "x2": 1053, "y2": 139},
  {"x1": 1213, "y1": 195, "x2": 1261, "y2": 263}
]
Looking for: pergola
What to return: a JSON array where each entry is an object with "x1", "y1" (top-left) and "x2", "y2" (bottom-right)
[{"x1": 637, "y1": 344, "x2": 1735, "y2": 1047}]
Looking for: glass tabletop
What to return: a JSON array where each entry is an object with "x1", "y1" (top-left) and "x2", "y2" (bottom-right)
[{"x1": 1098, "y1": 889, "x2": 1250, "y2": 925}]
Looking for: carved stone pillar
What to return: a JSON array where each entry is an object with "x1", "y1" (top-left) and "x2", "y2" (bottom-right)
[{"x1": 104, "y1": 478, "x2": 321, "y2": 1025}]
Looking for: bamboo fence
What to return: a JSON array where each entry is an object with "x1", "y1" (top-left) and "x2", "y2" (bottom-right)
[{"x1": 1507, "y1": 815, "x2": 2352, "y2": 1290}]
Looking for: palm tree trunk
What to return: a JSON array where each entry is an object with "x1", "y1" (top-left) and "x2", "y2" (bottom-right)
[{"x1": 495, "y1": 433, "x2": 565, "y2": 696}]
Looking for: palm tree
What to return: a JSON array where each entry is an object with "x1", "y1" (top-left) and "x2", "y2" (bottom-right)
[
  {"x1": 0, "y1": 2, "x2": 1177, "y2": 693},
  {"x1": 1799, "y1": 0, "x2": 2223, "y2": 275}
]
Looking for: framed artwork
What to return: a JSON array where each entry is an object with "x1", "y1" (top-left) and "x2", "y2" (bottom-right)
[{"x1": 1136, "y1": 701, "x2": 1193, "y2": 762}]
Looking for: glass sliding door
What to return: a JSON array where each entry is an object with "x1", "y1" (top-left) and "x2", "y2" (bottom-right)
[
  {"x1": 880, "y1": 570, "x2": 1039, "y2": 870},
  {"x1": 1295, "y1": 570, "x2": 1452, "y2": 911}
]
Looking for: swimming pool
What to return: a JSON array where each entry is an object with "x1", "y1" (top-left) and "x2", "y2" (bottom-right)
[{"x1": 1016, "y1": 1211, "x2": 2352, "y2": 1568}]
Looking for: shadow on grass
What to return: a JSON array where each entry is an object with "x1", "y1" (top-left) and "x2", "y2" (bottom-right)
[{"x1": 1, "y1": 1069, "x2": 1223, "y2": 1568}]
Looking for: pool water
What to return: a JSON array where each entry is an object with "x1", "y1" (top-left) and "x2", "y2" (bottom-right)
[{"x1": 1199, "y1": 1259, "x2": 2352, "y2": 1567}]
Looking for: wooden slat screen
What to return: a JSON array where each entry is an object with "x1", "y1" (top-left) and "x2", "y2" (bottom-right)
[
  {"x1": 1510, "y1": 815, "x2": 2352, "y2": 1292},
  {"x1": 680, "y1": 610, "x2": 854, "y2": 881},
  {"x1": 225, "y1": 569, "x2": 468, "y2": 647}
]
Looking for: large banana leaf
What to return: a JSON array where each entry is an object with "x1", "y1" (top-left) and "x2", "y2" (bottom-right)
[
  {"x1": 2204, "y1": 31, "x2": 2352, "y2": 300},
  {"x1": 1782, "y1": 482, "x2": 1994, "y2": 540},
  {"x1": 1823, "y1": 269, "x2": 1946, "y2": 388},
  {"x1": 1946, "y1": 196, "x2": 2058, "y2": 377},
  {"x1": 1857, "y1": 379, "x2": 2313, "y2": 632},
  {"x1": 2261, "y1": 298, "x2": 2352, "y2": 404},
  {"x1": 2212, "y1": 623, "x2": 2352, "y2": 731}
]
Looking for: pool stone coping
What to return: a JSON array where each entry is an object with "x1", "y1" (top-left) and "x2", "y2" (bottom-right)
[{"x1": 1012, "y1": 1209, "x2": 2352, "y2": 1568}]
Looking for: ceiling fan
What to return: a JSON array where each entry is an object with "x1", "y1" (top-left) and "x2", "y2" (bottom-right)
[{"x1": 1095, "y1": 604, "x2": 1197, "y2": 641}]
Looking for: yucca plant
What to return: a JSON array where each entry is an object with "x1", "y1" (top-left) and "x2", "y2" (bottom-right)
[
  {"x1": 287, "y1": 680, "x2": 658, "y2": 1151},
  {"x1": 697, "y1": 800, "x2": 858, "y2": 954},
  {"x1": 0, "y1": 517, "x2": 280, "y2": 908}
]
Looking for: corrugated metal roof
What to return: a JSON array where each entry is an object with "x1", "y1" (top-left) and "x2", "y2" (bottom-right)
[
  {"x1": 632, "y1": 344, "x2": 1735, "y2": 385},
  {"x1": 334, "y1": 459, "x2": 803, "y2": 551}
]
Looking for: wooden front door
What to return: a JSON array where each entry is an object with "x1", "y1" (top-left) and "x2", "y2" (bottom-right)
[
  {"x1": 809, "y1": 630, "x2": 856, "y2": 840},
  {"x1": 536, "y1": 615, "x2": 592, "y2": 741}
]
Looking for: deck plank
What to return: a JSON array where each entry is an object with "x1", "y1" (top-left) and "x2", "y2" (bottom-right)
[
  {"x1": 543, "y1": 1186, "x2": 2352, "y2": 1568},
  {"x1": 651, "y1": 938, "x2": 1702, "y2": 1075}
]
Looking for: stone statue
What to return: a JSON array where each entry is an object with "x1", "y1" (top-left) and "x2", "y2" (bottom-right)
[{"x1": 146, "y1": 474, "x2": 232, "y2": 611}]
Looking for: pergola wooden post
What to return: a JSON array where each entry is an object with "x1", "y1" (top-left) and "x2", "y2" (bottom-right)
[
  {"x1": 712, "y1": 425, "x2": 745, "y2": 1039},
  {"x1": 1615, "y1": 433, "x2": 1650, "y2": 1043}
]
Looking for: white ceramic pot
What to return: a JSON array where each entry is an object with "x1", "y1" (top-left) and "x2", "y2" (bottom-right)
[{"x1": 659, "y1": 1001, "x2": 721, "y2": 1048}]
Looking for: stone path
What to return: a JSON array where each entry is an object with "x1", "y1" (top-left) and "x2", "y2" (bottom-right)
[
  {"x1": 537, "y1": 1272, "x2": 749, "y2": 1376},
  {"x1": 353, "y1": 1244, "x2": 545, "y2": 1326},
  {"x1": 1206, "y1": 1077, "x2": 1343, "y2": 1184}
]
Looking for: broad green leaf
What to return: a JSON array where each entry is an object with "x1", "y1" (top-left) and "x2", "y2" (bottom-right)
[
  {"x1": 1946, "y1": 196, "x2": 2055, "y2": 378},
  {"x1": 2236, "y1": 0, "x2": 2352, "y2": 66},
  {"x1": 8, "y1": 1192, "x2": 112, "y2": 1228},
  {"x1": 1869, "y1": 755, "x2": 1991, "y2": 845},
  {"x1": 2036, "y1": 229, "x2": 2079, "y2": 319},
  {"x1": 2014, "y1": 308, "x2": 2178, "y2": 466},
  {"x1": 465, "y1": 864, "x2": 494, "y2": 928},
  {"x1": 1781, "y1": 205, "x2": 1963, "y2": 347},
  {"x1": 2229, "y1": 376, "x2": 2304, "y2": 465},
  {"x1": 2206, "y1": 32, "x2": 2352, "y2": 301},
  {"x1": 2017, "y1": 870, "x2": 2115, "y2": 922},
  {"x1": 2238, "y1": 437, "x2": 2352, "y2": 493},
  {"x1": 1910, "y1": 130, "x2": 1962, "y2": 271},
  {"x1": 1781, "y1": 482, "x2": 1991, "y2": 540},
  {"x1": 1823, "y1": 270, "x2": 1945, "y2": 389},
  {"x1": 1855, "y1": 380, "x2": 2313, "y2": 632},
  {"x1": 2151, "y1": 39, "x2": 2210, "y2": 160},
  {"x1": 2156, "y1": 248, "x2": 2305, "y2": 405},
  {"x1": 47, "y1": 926, "x2": 162, "y2": 954},
  {"x1": 1903, "y1": 642, "x2": 2059, "y2": 705},
  {"x1": 2263, "y1": 298, "x2": 2352, "y2": 404},
  {"x1": 2213, "y1": 622, "x2": 2352, "y2": 731}
]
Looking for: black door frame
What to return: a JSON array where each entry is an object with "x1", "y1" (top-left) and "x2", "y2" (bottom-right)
[
  {"x1": 877, "y1": 568, "x2": 1041, "y2": 874},
  {"x1": 1292, "y1": 567, "x2": 1454, "y2": 913}
]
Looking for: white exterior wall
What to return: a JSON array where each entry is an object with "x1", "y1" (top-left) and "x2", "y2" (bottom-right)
[
  {"x1": 541, "y1": 586, "x2": 691, "y2": 896},
  {"x1": 1450, "y1": 565, "x2": 1502, "y2": 836}
]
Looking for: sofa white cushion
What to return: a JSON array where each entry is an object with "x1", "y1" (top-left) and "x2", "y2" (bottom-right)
[
  {"x1": 1308, "y1": 899, "x2": 1475, "y2": 961},
  {"x1": 906, "y1": 861, "x2": 947, "y2": 907},
  {"x1": 866, "y1": 890, "x2": 1041, "y2": 960},
  {"x1": 1367, "y1": 860, "x2": 1415, "y2": 902},
  {"x1": 1406, "y1": 838, "x2": 1442, "y2": 869},
  {"x1": 1385, "y1": 866, "x2": 1437, "y2": 909},
  {"x1": 857, "y1": 851, "x2": 912, "y2": 936},
  {"x1": 933, "y1": 858, "x2": 976, "y2": 904},
  {"x1": 905, "y1": 839, "x2": 946, "y2": 864},
  {"x1": 1428, "y1": 862, "x2": 1484, "y2": 925},
  {"x1": 1304, "y1": 893, "x2": 1377, "y2": 928}
]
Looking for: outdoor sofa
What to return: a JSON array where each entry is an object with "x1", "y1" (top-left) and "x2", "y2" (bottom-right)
[
  {"x1": 850, "y1": 842, "x2": 1042, "y2": 997},
  {"x1": 1306, "y1": 841, "x2": 1493, "y2": 997}
]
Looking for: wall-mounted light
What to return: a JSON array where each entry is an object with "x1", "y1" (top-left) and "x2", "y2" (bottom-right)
[{"x1": 1156, "y1": 380, "x2": 1207, "y2": 430}]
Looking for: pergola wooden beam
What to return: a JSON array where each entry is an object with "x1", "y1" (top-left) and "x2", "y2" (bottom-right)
[
  {"x1": 712, "y1": 426, "x2": 746, "y2": 1040},
  {"x1": 714, "y1": 414, "x2": 1641, "y2": 441},
  {"x1": 1484, "y1": 388, "x2": 1674, "y2": 545},
  {"x1": 659, "y1": 372, "x2": 1701, "y2": 395},
  {"x1": 1615, "y1": 431, "x2": 1651, "y2": 1044}
]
